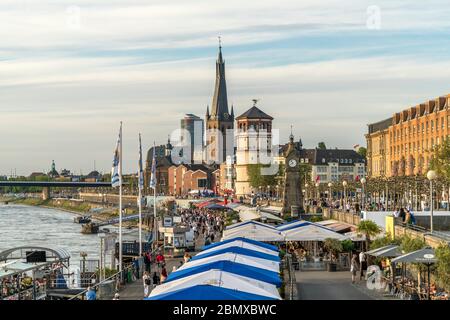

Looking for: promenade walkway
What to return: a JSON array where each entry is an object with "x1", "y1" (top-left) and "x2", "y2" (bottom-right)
[
  {"x1": 119, "y1": 231, "x2": 215, "y2": 300},
  {"x1": 296, "y1": 271, "x2": 374, "y2": 300}
]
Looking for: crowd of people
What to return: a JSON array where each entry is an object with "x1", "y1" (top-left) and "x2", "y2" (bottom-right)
[{"x1": 179, "y1": 207, "x2": 225, "y2": 245}]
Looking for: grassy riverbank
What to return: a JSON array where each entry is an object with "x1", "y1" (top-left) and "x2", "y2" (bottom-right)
[
  {"x1": 5, "y1": 197, "x2": 151, "y2": 231},
  {"x1": 9, "y1": 198, "x2": 92, "y2": 213}
]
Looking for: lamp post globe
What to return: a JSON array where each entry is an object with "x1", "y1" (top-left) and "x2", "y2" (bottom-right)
[
  {"x1": 427, "y1": 170, "x2": 437, "y2": 233},
  {"x1": 360, "y1": 178, "x2": 366, "y2": 184},
  {"x1": 327, "y1": 182, "x2": 333, "y2": 203},
  {"x1": 342, "y1": 180, "x2": 347, "y2": 207},
  {"x1": 427, "y1": 170, "x2": 437, "y2": 181}
]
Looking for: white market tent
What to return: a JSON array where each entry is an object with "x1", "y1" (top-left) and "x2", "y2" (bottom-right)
[
  {"x1": 222, "y1": 224, "x2": 285, "y2": 242},
  {"x1": 197, "y1": 240, "x2": 279, "y2": 258},
  {"x1": 239, "y1": 209, "x2": 284, "y2": 223},
  {"x1": 147, "y1": 270, "x2": 282, "y2": 300},
  {"x1": 179, "y1": 252, "x2": 280, "y2": 273},
  {"x1": 276, "y1": 219, "x2": 310, "y2": 231},
  {"x1": 225, "y1": 220, "x2": 278, "y2": 231},
  {"x1": 283, "y1": 224, "x2": 348, "y2": 241}
]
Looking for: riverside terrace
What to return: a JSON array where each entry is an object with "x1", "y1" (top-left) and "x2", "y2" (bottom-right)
[{"x1": 0, "y1": 181, "x2": 112, "y2": 200}]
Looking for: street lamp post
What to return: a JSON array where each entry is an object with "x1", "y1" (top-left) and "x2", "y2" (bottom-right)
[
  {"x1": 315, "y1": 182, "x2": 320, "y2": 203},
  {"x1": 427, "y1": 170, "x2": 437, "y2": 233},
  {"x1": 305, "y1": 183, "x2": 309, "y2": 209},
  {"x1": 342, "y1": 180, "x2": 348, "y2": 210},
  {"x1": 328, "y1": 182, "x2": 332, "y2": 205},
  {"x1": 361, "y1": 178, "x2": 366, "y2": 211}
]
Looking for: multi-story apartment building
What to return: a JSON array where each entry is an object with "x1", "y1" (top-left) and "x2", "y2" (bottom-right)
[
  {"x1": 367, "y1": 94, "x2": 450, "y2": 177},
  {"x1": 365, "y1": 118, "x2": 391, "y2": 178}
]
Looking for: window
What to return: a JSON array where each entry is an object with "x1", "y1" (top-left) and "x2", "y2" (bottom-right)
[
  {"x1": 322, "y1": 158, "x2": 326, "y2": 163},
  {"x1": 436, "y1": 118, "x2": 439, "y2": 131},
  {"x1": 197, "y1": 178, "x2": 208, "y2": 188}
]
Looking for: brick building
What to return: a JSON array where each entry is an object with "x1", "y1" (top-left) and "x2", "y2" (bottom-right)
[{"x1": 366, "y1": 94, "x2": 450, "y2": 177}]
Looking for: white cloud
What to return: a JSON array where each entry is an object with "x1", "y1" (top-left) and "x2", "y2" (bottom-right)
[{"x1": 0, "y1": 0, "x2": 449, "y2": 174}]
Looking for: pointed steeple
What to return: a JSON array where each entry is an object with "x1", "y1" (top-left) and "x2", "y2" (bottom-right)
[
  {"x1": 206, "y1": 104, "x2": 210, "y2": 119},
  {"x1": 230, "y1": 104, "x2": 234, "y2": 118},
  {"x1": 211, "y1": 39, "x2": 229, "y2": 120}
]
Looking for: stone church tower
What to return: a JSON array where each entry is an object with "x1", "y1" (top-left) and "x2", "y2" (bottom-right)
[{"x1": 205, "y1": 43, "x2": 234, "y2": 164}]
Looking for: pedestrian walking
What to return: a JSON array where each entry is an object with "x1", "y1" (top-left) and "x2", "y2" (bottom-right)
[
  {"x1": 143, "y1": 272, "x2": 151, "y2": 297},
  {"x1": 359, "y1": 251, "x2": 366, "y2": 281},
  {"x1": 85, "y1": 286, "x2": 96, "y2": 300},
  {"x1": 160, "y1": 267, "x2": 168, "y2": 283},
  {"x1": 152, "y1": 272, "x2": 160, "y2": 287},
  {"x1": 143, "y1": 252, "x2": 151, "y2": 273},
  {"x1": 133, "y1": 257, "x2": 140, "y2": 279},
  {"x1": 350, "y1": 254, "x2": 359, "y2": 284}
]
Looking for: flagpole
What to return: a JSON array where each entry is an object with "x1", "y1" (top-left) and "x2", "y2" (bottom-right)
[
  {"x1": 152, "y1": 142, "x2": 158, "y2": 249},
  {"x1": 138, "y1": 134, "x2": 143, "y2": 255},
  {"x1": 119, "y1": 122, "x2": 123, "y2": 279}
]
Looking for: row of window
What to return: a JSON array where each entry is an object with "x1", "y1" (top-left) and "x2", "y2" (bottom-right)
[
  {"x1": 391, "y1": 134, "x2": 450, "y2": 155},
  {"x1": 391, "y1": 115, "x2": 449, "y2": 142}
]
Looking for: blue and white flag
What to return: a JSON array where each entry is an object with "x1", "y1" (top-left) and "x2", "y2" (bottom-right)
[
  {"x1": 149, "y1": 143, "x2": 157, "y2": 189},
  {"x1": 111, "y1": 124, "x2": 121, "y2": 188},
  {"x1": 138, "y1": 134, "x2": 144, "y2": 191}
]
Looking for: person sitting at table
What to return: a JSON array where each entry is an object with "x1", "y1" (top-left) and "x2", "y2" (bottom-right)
[{"x1": 430, "y1": 282, "x2": 437, "y2": 295}]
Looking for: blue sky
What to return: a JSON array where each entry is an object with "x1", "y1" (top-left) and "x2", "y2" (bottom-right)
[{"x1": 0, "y1": 0, "x2": 449, "y2": 175}]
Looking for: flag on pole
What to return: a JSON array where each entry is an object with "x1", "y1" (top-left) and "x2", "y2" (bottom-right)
[
  {"x1": 111, "y1": 125, "x2": 121, "y2": 188},
  {"x1": 149, "y1": 143, "x2": 157, "y2": 189},
  {"x1": 138, "y1": 134, "x2": 144, "y2": 191},
  {"x1": 315, "y1": 175, "x2": 320, "y2": 183}
]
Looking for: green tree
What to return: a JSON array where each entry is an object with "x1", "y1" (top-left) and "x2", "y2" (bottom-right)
[
  {"x1": 435, "y1": 244, "x2": 450, "y2": 291},
  {"x1": 357, "y1": 220, "x2": 382, "y2": 251},
  {"x1": 399, "y1": 234, "x2": 426, "y2": 253},
  {"x1": 318, "y1": 142, "x2": 327, "y2": 150},
  {"x1": 341, "y1": 239, "x2": 355, "y2": 252},
  {"x1": 299, "y1": 163, "x2": 312, "y2": 185},
  {"x1": 323, "y1": 238, "x2": 343, "y2": 263},
  {"x1": 369, "y1": 234, "x2": 401, "y2": 251},
  {"x1": 430, "y1": 137, "x2": 450, "y2": 181},
  {"x1": 357, "y1": 147, "x2": 367, "y2": 158},
  {"x1": 247, "y1": 164, "x2": 279, "y2": 190}
]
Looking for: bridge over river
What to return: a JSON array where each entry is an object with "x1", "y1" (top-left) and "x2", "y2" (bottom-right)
[{"x1": 0, "y1": 181, "x2": 112, "y2": 200}]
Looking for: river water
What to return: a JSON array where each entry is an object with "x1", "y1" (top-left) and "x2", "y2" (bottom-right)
[{"x1": 0, "y1": 203, "x2": 142, "y2": 267}]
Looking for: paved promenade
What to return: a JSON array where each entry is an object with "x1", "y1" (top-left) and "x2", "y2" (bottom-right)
[
  {"x1": 296, "y1": 271, "x2": 374, "y2": 300},
  {"x1": 119, "y1": 233, "x2": 212, "y2": 300}
]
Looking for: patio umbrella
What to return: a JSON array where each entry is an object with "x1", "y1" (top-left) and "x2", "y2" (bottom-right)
[
  {"x1": 366, "y1": 245, "x2": 399, "y2": 256},
  {"x1": 368, "y1": 245, "x2": 402, "y2": 258},
  {"x1": 391, "y1": 247, "x2": 437, "y2": 300}
]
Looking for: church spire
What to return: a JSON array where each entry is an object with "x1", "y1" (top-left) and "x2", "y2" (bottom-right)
[
  {"x1": 210, "y1": 38, "x2": 229, "y2": 120},
  {"x1": 230, "y1": 104, "x2": 234, "y2": 118},
  {"x1": 206, "y1": 105, "x2": 210, "y2": 119}
]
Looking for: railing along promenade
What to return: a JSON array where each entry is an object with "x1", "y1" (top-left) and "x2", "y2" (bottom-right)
[{"x1": 323, "y1": 208, "x2": 449, "y2": 247}]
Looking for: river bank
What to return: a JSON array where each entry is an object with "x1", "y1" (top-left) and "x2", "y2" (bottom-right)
[{"x1": 1, "y1": 197, "x2": 152, "y2": 231}]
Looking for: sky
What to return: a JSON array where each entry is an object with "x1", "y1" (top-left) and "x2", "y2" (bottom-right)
[{"x1": 1, "y1": 0, "x2": 449, "y2": 175}]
